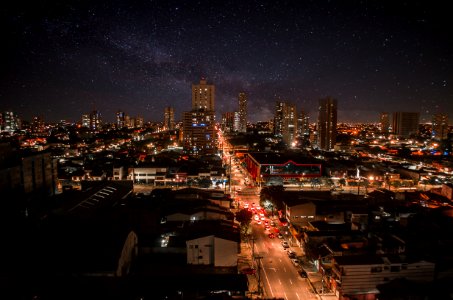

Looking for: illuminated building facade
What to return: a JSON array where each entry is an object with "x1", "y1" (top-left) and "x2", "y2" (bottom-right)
[
  {"x1": 192, "y1": 78, "x2": 215, "y2": 111},
  {"x1": 244, "y1": 152, "x2": 323, "y2": 185},
  {"x1": 182, "y1": 110, "x2": 216, "y2": 156},
  {"x1": 380, "y1": 112, "x2": 390, "y2": 134},
  {"x1": 164, "y1": 106, "x2": 175, "y2": 130},
  {"x1": 274, "y1": 101, "x2": 298, "y2": 147},
  {"x1": 238, "y1": 92, "x2": 247, "y2": 133},
  {"x1": 432, "y1": 113, "x2": 449, "y2": 140}
]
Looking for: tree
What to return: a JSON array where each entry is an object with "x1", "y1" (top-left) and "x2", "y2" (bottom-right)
[{"x1": 235, "y1": 209, "x2": 253, "y2": 236}]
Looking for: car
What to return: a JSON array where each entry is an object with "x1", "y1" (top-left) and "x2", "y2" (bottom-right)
[
  {"x1": 277, "y1": 233, "x2": 283, "y2": 239},
  {"x1": 268, "y1": 233, "x2": 275, "y2": 238},
  {"x1": 281, "y1": 241, "x2": 289, "y2": 249},
  {"x1": 298, "y1": 270, "x2": 308, "y2": 278},
  {"x1": 287, "y1": 250, "x2": 297, "y2": 258},
  {"x1": 290, "y1": 258, "x2": 300, "y2": 267},
  {"x1": 240, "y1": 267, "x2": 256, "y2": 275}
]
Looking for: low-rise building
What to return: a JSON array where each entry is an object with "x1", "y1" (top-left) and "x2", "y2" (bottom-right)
[{"x1": 330, "y1": 254, "x2": 435, "y2": 300}]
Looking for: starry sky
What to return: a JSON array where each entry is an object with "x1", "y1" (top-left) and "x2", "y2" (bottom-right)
[{"x1": 1, "y1": 0, "x2": 452, "y2": 124}]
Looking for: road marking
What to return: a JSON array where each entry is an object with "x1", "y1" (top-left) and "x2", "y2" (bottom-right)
[
  {"x1": 295, "y1": 292, "x2": 301, "y2": 300},
  {"x1": 283, "y1": 267, "x2": 287, "y2": 272},
  {"x1": 289, "y1": 279, "x2": 293, "y2": 285},
  {"x1": 262, "y1": 262, "x2": 274, "y2": 297},
  {"x1": 284, "y1": 292, "x2": 288, "y2": 300},
  {"x1": 267, "y1": 267, "x2": 277, "y2": 272}
]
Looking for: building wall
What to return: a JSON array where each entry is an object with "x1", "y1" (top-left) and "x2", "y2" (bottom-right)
[
  {"x1": 332, "y1": 258, "x2": 435, "y2": 298},
  {"x1": 128, "y1": 167, "x2": 167, "y2": 183},
  {"x1": 286, "y1": 202, "x2": 316, "y2": 226},
  {"x1": 317, "y1": 97, "x2": 337, "y2": 150},
  {"x1": 182, "y1": 110, "x2": 217, "y2": 156},
  {"x1": 392, "y1": 112, "x2": 419, "y2": 137},
  {"x1": 187, "y1": 235, "x2": 214, "y2": 265},
  {"x1": 116, "y1": 231, "x2": 138, "y2": 277},
  {"x1": 192, "y1": 79, "x2": 215, "y2": 111},
  {"x1": 214, "y1": 237, "x2": 238, "y2": 267}
]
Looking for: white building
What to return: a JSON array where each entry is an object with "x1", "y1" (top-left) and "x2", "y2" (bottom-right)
[
  {"x1": 330, "y1": 254, "x2": 435, "y2": 299},
  {"x1": 186, "y1": 233, "x2": 239, "y2": 267}
]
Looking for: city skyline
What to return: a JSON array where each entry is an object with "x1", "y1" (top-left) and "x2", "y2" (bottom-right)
[{"x1": 1, "y1": 0, "x2": 452, "y2": 124}]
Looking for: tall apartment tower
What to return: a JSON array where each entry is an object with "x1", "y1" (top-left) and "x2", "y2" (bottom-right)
[
  {"x1": 432, "y1": 113, "x2": 449, "y2": 140},
  {"x1": 380, "y1": 112, "x2": 390, "y2": 134},
  {"x1": 297, "y1": 109, "x2": 310, "y2": 137},
  {"x1": 1, "y1": 111, "x2": 20, "y2": 133},
  {"x1": 183, "y1": 78, "x2": 217, "y2": 156},
  {"x1": 192, "y1": 78, "x2": 215, "y2": 110},
  {"x1": 221, "y1": 112, "x2": 235, "y2": 132},
  {"x1": 116, "y1": 111, "x2": 126, "y2": 129},
  {"x1": 32, "y1": 116, "x2": 45, "y2": 134},
  {"x1": 274, "y1": 101, "x2": 298, "y2": 146},
  {"x1": 238, "y1": 92, "x2": 247, "y2": 133},
  {"x1": 89, "y1": 110, "x2": 102, "y2": 131},
  {"x1": 392, "y1": 112, "x2": 419, "y2": 138},
  {"x1": 164, "y1": 107, "x2": 175, "y2": 130},
  {"x1": 317, "y1": 97, "x2": 337, "y2": 150},
  {"x1": 182, "y1": 110, "x2": 216, "y2": 156}
]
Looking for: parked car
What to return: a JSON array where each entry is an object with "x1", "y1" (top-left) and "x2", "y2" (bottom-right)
[
  {"x1": 291, "y1": 258, "x2": 300, "y2": 267},
  {"x1": 240, "y1": 267, "x2": 256, "y2": 275},
  {"x1": 298, "y1": 270, "x2": 308, "y2": 278},
  {"x1": 281, "y1": 241, "x2": 289, "y2": 249},
  {"x1": 268, "y1": 233, "x2": 275, "y2": 238},
  {"x1": 287, "y1": 250, "x2": 296, "y2": 258},
  {"x1": 277, "y1": 233, "x2": 283, "y2": 239}
]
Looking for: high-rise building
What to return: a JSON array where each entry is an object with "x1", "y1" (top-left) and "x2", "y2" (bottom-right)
[
  {"x1": 392, "y1": 112, "x2": 419, "y2": 138},
  {"x1": 273, "y1": 101, "x2": 286, "y2": 137},
  {"x1": 274, "y1": 101, "x2": 297, "y2": 146},
  {"x1": 135, "y1": 116, "x2": 144, "y2": 128},
  {"x1": 116, "y1": 111, "x2": 126, "y2": 129},
  {"x1": 380, "y1": 112, "x2": 390, "y2": 134},
  {"x1": 182, "y1": 110, "x2": 216, "y2": 156},
  {"x1": 192, "y1": 78, "x2": 215, "y2": 111},
  {"x1": 317, "y1": 97, "x2": 337, "y2": 150},
  {"x1": 81, "y1": 114, "x2": 90, "y2": 128},
  {"x1": 221, "y1": 112, "x2": 235, "y2": 132},
  {"x1": 32, "y1": 116, "x2": 45, "y2": 135},
  {"x1": 183, "y1": 79, "x2": 217, "y2": 156},
  {"x1": 90, "y1": 110, "x2": 102, "y2": 131},
  {"x1": 432, "y1": 113, "x2": 449, "y2": 140},
  {"x1": 164, "y1": 107, "x2": 175, "y2": 130},
  {"x1": 1, "y1": 111, "x2": 20, "y2": 133},
  {"x1": 297, "y1": 109, "x2": 310, "y2": 137},
  {"x1": 238, "y1": 92, "x2": 247, "y2": 133}
]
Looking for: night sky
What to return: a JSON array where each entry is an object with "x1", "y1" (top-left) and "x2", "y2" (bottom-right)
[{"x1": 1, "y1": 0, "x2": 452, "y2": 124}]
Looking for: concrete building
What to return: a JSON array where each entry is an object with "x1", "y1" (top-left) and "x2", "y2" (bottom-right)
[
  {"x1": 238, "y1": 92, "x2": 247, "y2": 133},
  {"x1": 192, "y1": 78, "x2": 215, "y2": 111},
  {"x1": 432, "y1": 113, "x2": 449, "y2": 140},
  {"x1": 164, "y1": 106, "x2": 175, "y2": 130},
  {"x1": 392, "y1": 112, "x2": 419, "y2": 138},
  {"x1": 318, "y1": 97, "x2": 337, "y2": 150},
  {"x1": 330, "y1": 255, "x2": 435, "y2": 299},
  {"x1": 274, "y1": 101, "x2": 298, "y2": 147}
]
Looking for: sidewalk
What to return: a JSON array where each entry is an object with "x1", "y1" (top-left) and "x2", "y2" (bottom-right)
[
  {"x1": 238, "y1": 241, "x2": 259, "y2": 295},
  {"x1": 289, "y1": 245, "x2": 338, "y2": 300}
]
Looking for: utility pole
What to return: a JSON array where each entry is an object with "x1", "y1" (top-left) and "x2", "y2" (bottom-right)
[
  {"x1": 254, "y1": 254, "x2": 264, "y2": 296},
  {"x1": 229, "y1": 155, "x2": 232, "y2": 194},
  {"x1": 249, "y1": 236, "x2": 256, "y2": 258}
]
